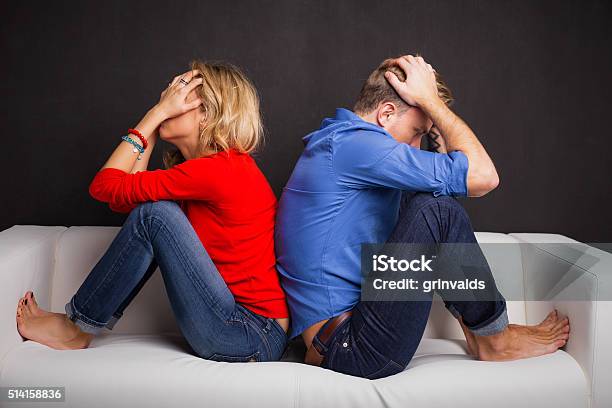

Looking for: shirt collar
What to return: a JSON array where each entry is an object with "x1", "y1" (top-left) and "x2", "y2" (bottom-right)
[
  {"x1": 333, "y1": 107, "x2": 361, "y2": 122},
  {"x1": 302, "y1": 107, "x2": 390, "y2": 145}
]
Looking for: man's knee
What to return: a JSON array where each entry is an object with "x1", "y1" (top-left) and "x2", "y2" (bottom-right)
[
  {"x1": 399, "y1": 191, "x2": 466, "y2": 219},
  {"x1": 393, "y1": 191, "x2": 474, "y2": 243}
]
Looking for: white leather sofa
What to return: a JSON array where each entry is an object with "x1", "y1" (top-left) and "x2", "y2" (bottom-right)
[{"x1": 1, "y1": 225, "x2": 610, "y2": 408}]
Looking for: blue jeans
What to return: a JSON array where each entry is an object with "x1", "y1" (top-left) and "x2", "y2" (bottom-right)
[
  {"x1": 64, "y1": 200, "x2": 288, "y2": 362},
  {"x1": 314, "y1": 191, "x2": 509, "y2": 379}
]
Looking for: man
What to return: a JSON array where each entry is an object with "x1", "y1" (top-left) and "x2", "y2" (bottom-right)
[{"x1": 275, "y1": 54, "x2": 570, "y2": 379}]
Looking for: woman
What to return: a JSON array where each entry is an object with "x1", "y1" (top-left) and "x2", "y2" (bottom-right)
[{"x1": 15, "y1": 60, "x2": 290, "y2": 363}]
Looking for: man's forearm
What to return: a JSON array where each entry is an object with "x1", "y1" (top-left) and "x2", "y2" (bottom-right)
[{"x1": 419, "y1": 97, "x2": 499, "y2": 196}]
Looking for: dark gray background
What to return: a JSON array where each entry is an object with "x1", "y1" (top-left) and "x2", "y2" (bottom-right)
[{"x1": 1, "y1": 0, "x2": 610, "y2": 242}]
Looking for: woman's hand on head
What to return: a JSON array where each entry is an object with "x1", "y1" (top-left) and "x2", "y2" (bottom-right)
[{"x1": 156, "y1": 69, "x2": 204, "y2": 120}]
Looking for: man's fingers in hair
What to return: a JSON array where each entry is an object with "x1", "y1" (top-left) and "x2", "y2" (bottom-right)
[
  {"x1": 384, "y1": 70, "x2": 403, "y2": 88},
  {"x1": 396, "y1": 56, "x2": 412, "y2": 76},
  {"x1": 404, "y1": 54, "x2": 417, "y2": 64}
]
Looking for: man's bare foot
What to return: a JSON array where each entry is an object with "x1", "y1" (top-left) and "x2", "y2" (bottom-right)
[
  {"x1": 457, "y1": 316, "x2": 478, "y2": 357},
  {"x1": 471, "y1": 309, "x2": 570, "y2": 361},
  {"x1": 19, "y1": 291, "x2": 52, "y2": 317},
  {"x1": 16, "y1": 296, "x2": 94, "y2": 350}
]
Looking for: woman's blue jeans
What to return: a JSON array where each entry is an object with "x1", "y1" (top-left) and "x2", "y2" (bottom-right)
[
  {"x1": 315, "y1": 191, "x2": 509, "y2": 379},
  {"x1": 64, "y1": 200, "x2": 288, "y2": 362}
]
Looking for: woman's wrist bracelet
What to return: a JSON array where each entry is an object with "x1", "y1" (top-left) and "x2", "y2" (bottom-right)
[
  {"x1": 128, "y1": 128, "x2": 148, "y2": 149},
  {"x1": 121, "y1": 135, "x2": 145, "y2": 160}
]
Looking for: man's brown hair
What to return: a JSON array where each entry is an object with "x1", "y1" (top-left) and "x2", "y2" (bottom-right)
[{"x1": 353, "y1": 53, "x2": 454, "y2": 115}]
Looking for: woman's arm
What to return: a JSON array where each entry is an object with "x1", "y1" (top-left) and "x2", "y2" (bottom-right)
[
  {"x1": 100, "y1": 107, "x2": 164, "y2": 173},
  {"x1": 97, "y1": 69, "x2": 203, "y2": 174},
  {"x1": 128, "y1": 126, "x2": 158, "y2": 174},
  {"x1": 90, "y1": 69, "x2": 205, "y2": 212}
]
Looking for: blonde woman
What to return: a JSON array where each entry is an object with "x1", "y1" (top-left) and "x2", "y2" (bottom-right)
[{"x1": 15, "y1": 61, "x2": 290, "y2": 362}]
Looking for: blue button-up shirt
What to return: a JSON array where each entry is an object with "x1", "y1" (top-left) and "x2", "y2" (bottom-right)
[{"x1": 275, "y1": 108, "x2": 469, "y2": 339}]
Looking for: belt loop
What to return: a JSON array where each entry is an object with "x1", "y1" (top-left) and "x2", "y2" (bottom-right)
[{"x1": 311, "y1": 332, "x2": 327, "y2": 355}]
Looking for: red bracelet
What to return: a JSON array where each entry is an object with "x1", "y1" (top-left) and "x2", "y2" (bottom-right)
[{"x1": 128, "y1": 128, "x2": 148, "y2": 150}]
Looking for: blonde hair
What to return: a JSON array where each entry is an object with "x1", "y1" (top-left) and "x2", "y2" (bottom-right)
[
  {"x1": 353, "y1": 53, "x2": 454, "y2": 115},
  {"x1": 163, "y1": 60, "x2": 264, "y2": 169}
]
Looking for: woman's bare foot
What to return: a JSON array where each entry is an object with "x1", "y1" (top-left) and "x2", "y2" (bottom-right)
[
  {"x1": 18, "y1": 291, "x2": 52, "y2": 317},
  {"x1": 16, "y1": 296, "x2": 94, "y2": 350},
  {"x1": 471, "y1": 309, "x2": 570, "y2": 361}
]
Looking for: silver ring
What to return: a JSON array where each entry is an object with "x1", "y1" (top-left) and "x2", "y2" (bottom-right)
[{"x1": 179, "y1": 78, "x2": 189, "y2": 86}]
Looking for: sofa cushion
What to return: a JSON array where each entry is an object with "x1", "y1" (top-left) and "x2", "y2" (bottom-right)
[{"x1": 0, "y1": 334, "x2": 586, "y2": 408}]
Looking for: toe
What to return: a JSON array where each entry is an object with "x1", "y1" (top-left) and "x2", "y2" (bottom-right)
[
  {"x1": 29, "y1": 292, "x2": 40, "y2": 308},
  {"x1": 555, "y1": 339, "x2": 566, "y2": 348},
  {"x1": 21, "y1": 303, "x2": 31, "y2": 316},
  {"x1": 553, "y1": 316, "x2": 569, "y2": 330}
]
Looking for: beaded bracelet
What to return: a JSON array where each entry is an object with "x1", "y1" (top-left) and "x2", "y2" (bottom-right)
[
  {"x1": 128, "y1": 128, "x2": 148, "y2": 150},
  {"x1": 121, "y1": 135, "x2": 145, "y2": 160}
]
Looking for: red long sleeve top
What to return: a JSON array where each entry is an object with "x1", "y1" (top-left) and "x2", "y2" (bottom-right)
[{"x1": 88, "y1": 148, "x2": 289, "y2": 318}]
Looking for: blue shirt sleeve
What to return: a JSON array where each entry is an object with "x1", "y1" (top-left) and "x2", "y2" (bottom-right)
[{"x1": 332, "y1": 128, "x2": 469, "y2": 196}]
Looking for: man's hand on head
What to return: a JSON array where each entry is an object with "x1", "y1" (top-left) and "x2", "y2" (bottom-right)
[{"x1": 384, "y1": 55, "x2": 440, "y2": 108}]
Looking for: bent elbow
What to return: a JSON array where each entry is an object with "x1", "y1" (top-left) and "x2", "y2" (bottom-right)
[
  {"x1": 485, "y1": 170, "x2": 500, "y2": 193},
  {"x1": 89, "y1": 182, "x2": 103, "y2": 202},
  {"x1": 468, "y1": 170, "x2": 500, "y2": 197}
]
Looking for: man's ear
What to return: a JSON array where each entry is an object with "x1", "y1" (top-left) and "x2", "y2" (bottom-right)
[{"x1": 376, "y1": 102, "x2": 397, "y2": 127}]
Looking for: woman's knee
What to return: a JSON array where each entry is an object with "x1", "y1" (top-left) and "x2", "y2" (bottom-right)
[
  {"x1": 136, "y1": 200, "x2": 183, "y2": 220},
  {"x1": 125, "y1": 200, "x2": 186, "y2": 233}
]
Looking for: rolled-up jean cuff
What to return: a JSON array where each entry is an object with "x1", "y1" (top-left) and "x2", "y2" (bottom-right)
[
  {"x1": 105, "y1": 314, "x2": 121, "y2": 330},
  {"x1": 64, "y1": 298, "x2": 107, "y2": 335},
  {"x1": 469, "y1": 306, "x2": 509, "y2": 336},
  {"x1": 446, "y1": 304, "x2": 462, "y2": 319}
]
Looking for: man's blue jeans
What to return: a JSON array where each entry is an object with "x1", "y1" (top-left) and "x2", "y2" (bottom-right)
[
  {"x1": 314, "y1": 191, "x2": 509, "y2": 379},
  {"x1": 64, "y1": 200, "x2": 288, "y2": 362}
]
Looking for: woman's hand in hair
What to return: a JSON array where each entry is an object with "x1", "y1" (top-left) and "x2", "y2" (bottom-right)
[{"x1": 155, "y1": 69, "x2": 204, "y2": 120}]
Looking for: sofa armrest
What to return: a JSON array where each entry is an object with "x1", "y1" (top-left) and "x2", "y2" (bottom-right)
[
  {"x1": 510, "y1": 233, "x2": 612, "y2": 408},
  {"x1": 0, "y1": 225, "x2": 67, "y2": 365}
]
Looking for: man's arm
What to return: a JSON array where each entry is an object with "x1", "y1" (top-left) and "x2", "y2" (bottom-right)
[
  {"x1": 426, "y1": 125, "x2": 447, "y2": 153},
  {"x1": 385, "y1": 55, "x2": 499, "y2": 197},
  {"x1": 419, "y1": 97, "x2": 498, "y2": 196}
]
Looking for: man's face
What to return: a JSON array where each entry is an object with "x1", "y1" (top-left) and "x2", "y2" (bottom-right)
[{"x1": 384, "y1": 106, "x2": 433, "y2": 148}]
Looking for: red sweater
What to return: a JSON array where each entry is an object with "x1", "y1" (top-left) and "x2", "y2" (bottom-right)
[{"x1": 88, "y1": 148, "x2": 289, "y2": 318}]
